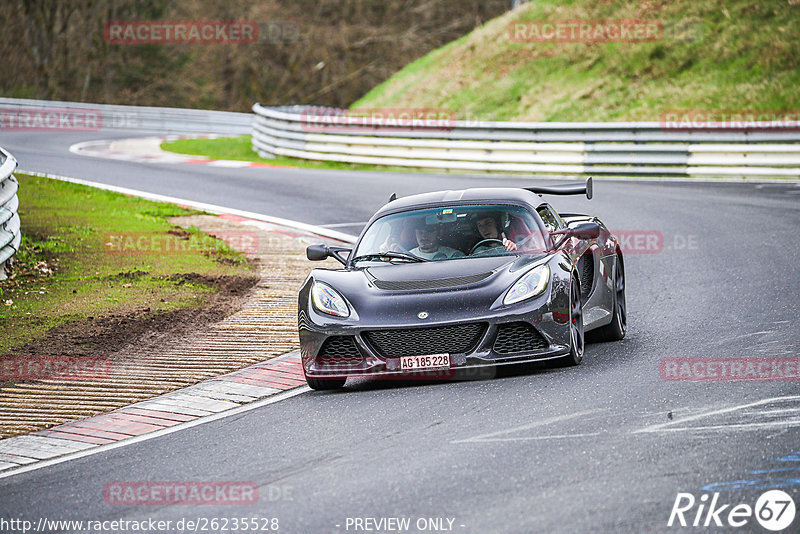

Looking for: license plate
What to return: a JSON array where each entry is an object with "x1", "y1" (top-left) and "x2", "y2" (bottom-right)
[{"x1": 399, "y1": 354, "x2": 450, "y2": 371}]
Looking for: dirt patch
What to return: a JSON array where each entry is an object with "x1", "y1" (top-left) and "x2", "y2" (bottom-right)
[
  {"x1": 0, "y1": 274, "x2": 258, "y2": 362},
  {"x1": 167, "y1": 227, "x2": 192, "y2": 239}
]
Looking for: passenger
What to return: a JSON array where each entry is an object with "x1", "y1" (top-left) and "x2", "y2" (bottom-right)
[
  {"x1": 471, "y1": 213, "x2": 517, "y2": 255},
  {"x1": 409, "y1": 220, "x2": 464, "y2": 260}
]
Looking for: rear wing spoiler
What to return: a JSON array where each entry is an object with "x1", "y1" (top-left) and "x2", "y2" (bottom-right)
[{"x1": 525, "y1": 177, "x2": 592, "y2": 200}]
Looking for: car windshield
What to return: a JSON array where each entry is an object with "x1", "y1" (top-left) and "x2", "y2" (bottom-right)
[{"x1": 352, "y1": 204, "x2": 547, "y2": 263}]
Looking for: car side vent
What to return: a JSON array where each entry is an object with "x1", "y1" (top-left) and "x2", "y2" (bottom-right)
[
  {"x1": 579, "y1": 254, "x2": 594, "y2": 299},
  {"x1": 372, "y1": 271, "x2": 492, "y2": 291}
]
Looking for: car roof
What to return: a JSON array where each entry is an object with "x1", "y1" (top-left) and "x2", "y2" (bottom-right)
[{"x1": 374, "y1": 188, "x2": 543, "y2": 217}]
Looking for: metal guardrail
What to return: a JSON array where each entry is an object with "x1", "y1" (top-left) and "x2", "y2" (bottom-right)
[
  {"x1": 0, "y1": 98, "x2": 251, "y2": 135},
  {"x1": 251, "y1": 104, "x2": 800, "y2": 177},
  {"x1": 0, "y1": 146, "x2": 20, "y2": 280}
]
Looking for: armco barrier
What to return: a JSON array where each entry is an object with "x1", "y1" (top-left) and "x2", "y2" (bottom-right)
[
  {"x1": 0, "y1": 146, "x2": 20, "y2": 280},
  {"x1": 0, "y1": 98, "x2": 251, "y2": 135},
  {"x1": 251, "y1": 104, "x2": 800, "y2": 177}
]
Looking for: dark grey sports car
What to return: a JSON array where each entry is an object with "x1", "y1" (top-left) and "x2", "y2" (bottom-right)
[{"x1": 298, "y1": 178, "x2": 626, "y2": 390}]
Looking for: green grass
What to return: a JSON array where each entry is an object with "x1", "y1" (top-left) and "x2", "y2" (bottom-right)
[
  {"x1": 352, "y1": 0, "x2": 800, "y2": 122},
  {"x1": 161, "y1": 136, "x2": 417, "y2": 173},
  {"x1": 163, "y1": 136, "x2": 274, "y2": 164},
  {"x1": 0, "y1": 174, "x2": 252, "y2": 353}
]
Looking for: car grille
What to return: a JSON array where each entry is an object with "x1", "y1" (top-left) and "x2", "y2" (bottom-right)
[
  {"x1": 316, "y1": 336, "x2": 364, "y2": 366},
  {"x1": 493, "y1": 322, "x2": 549, "y2": 354},
  {"x1": 363, "y1": 323, "x2": 487, "y2": 357},
  {"x1": 371, "y1": 272, "x2": 492, "y2": 291}
]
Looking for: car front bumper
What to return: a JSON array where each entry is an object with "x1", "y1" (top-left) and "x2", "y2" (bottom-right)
[{"x1": 299, "y1": 295, "x2": 571, "y2": 380}]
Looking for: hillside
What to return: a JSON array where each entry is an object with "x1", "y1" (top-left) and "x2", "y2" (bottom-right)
[{"x1": 352, "y1": 0, "x2": 800, "y2": 122}]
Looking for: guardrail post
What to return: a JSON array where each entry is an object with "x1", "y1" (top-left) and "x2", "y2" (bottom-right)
[{"x1": 0, "y1": 147, "x2": 21, "y2": 281}]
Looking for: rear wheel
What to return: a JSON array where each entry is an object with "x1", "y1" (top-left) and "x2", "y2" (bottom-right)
[
  {"x1": 592, "y1": 254, "x2": 626, "y2": 342},
  {"x1": 557, "y1": 275, "x2": 584, "y2": 366},
  {"x1": 305, "y1": 376, "x2": 346, "y2": 390}
]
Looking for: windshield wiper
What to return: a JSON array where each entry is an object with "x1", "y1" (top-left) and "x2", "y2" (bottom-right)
[{"x1": 351, "y1": 251, "x2": 428, "y2": 263}]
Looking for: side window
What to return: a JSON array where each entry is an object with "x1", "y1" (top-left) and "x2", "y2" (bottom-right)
[
  {"x1": 537, "y1": 205, "x2": 561, "y2": 232},
  {"x1": 537, "y1": 205, "x2": 563, "y2": 248}
]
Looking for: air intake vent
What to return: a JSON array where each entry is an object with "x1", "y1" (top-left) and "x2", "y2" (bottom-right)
[
  {"x1": 372, "y1": 272, "x2": 492, "y2": 291},
  {"x1": 317, "y1": 336, "x2": 364, "y2": 366},
  {"x1": 579, "y1": 254, "x2": 594, "y2": 299},
  {"x1": 493, "y1": 322, "x2": 549, "y2": 354},
  {"x1": 363, "y1": 323, "x2": 487, "y2": 357}
]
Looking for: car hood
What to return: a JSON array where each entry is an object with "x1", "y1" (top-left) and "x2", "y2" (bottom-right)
[{"x1": 309, "y1": 254, "x2": 550, "y2": 325}]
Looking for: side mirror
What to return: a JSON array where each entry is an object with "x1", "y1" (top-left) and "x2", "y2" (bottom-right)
[
  {"x1": 568, "y1": 222, "x2": 601, "y2": 240},
  {"x1": 306, "y1": 244, "x2": 351, "y2": 266},
  {"x1": 306, "y1": 244, "x2": 329, "y2": 261},
  {"x1": 550, "y1": 222, "x2": 601, "y2": 250}
]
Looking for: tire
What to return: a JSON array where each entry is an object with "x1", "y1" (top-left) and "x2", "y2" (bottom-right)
[
  {"x1": 592, "y1": 254, "x2": 626, "y2": 342},
  {"x1": 305, "y1": 376, "x2": 346, "y2": 390},
  {"x1": 556, "y1": 275, "x2": 584, "y2": 367}
]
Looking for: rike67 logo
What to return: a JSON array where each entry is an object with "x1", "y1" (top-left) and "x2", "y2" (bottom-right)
[{"x1": 668, "y1": 490, "x2": 796, "y2": 531}]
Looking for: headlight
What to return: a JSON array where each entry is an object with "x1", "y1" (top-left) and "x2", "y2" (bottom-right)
[
  {"x1": 311, "y1": 281, "x2": 350, "y2": 317},
  {"x1": 504, "y1": 264, "x2": 550, "y2": 305}
]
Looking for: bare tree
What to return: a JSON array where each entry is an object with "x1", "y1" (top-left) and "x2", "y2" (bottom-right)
[{"x1": 0, "y1": 0, "x2": 509, "y2": 109}]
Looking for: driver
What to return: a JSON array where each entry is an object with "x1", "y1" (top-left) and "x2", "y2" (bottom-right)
[
  {"x1": 409, "y1": 220, "x2": 464, "y2": 260},
  {"x1": 471, "y1": 213, "x2": 517, "y2": 255}
]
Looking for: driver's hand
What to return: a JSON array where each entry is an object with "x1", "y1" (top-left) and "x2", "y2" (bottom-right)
[
  {"x1": 503, "y1": 238, "x2": 517, "y2": 251},
  {"x1": 380, "y1": 235, "x2": 402, "y2": 253}
]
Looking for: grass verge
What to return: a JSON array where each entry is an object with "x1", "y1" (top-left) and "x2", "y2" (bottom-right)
[
  {"x1": 161, "y1": 135, "x2": 419, "y2": 173},
  {"x1": 0, "y1": 174, "x2": 253, "y2": 353}
]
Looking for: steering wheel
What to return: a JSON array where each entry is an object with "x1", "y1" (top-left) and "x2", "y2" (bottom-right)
[{"x1": 469, "y1": 238, "x2": 504, "y2": 255}]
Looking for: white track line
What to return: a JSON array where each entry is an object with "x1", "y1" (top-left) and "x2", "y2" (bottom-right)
[
  {"x1": 451, "y1": 409, "x2": 600, "y2": 443},
  {"x1": 634, "y1": 395, "x2": 800, "y2": 434}
]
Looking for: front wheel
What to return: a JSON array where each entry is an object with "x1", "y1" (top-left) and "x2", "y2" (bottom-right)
[
  {"x1": 306, "y1": 376, "x2": 346, "y2": 390},
  {"x1": 557, "y1": 275, "x2": 584, "y2": 367},
  {"x1": 592, "y1": 254, "x2": 626, "y2": 342}
]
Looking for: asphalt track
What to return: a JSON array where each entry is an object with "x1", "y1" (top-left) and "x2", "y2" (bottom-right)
[{"x1": 1, "y1": 130, "x2": 800, "y2": 533}]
